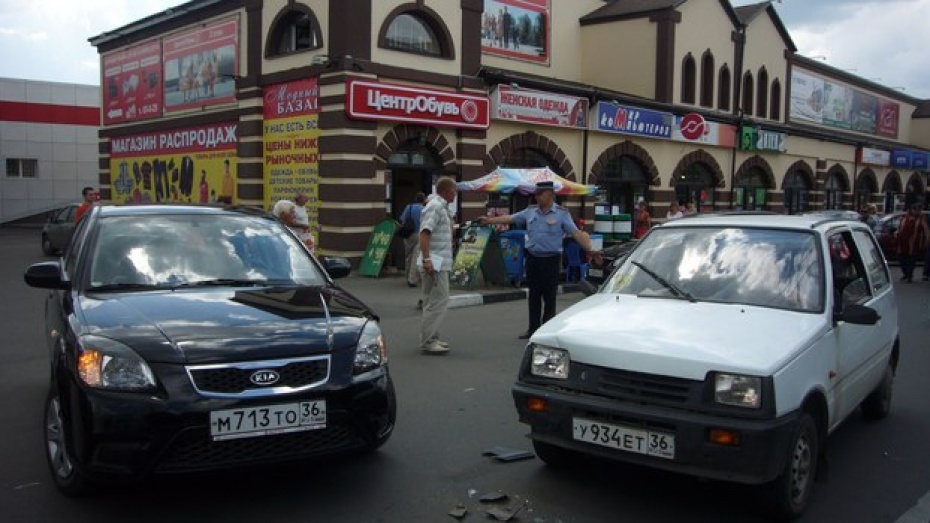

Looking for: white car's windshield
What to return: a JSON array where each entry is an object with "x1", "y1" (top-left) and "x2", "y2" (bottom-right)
[
  {"x1": 87, "y1": 214, "x2": 325, "y2": 289},
  {"x1": 602, "y1": 227, "x2": 824, "y2": 312}
]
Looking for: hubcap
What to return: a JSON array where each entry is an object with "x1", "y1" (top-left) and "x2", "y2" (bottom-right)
[
  {"x1": 46, "y1": 397, "x2": 73, "y2": 479},
  {"x1": 789, "y1": 431, "x2": 812, "y2": 504}
]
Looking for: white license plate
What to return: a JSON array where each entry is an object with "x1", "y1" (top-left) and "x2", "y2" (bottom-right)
[
  {"x1": 587, "y1": 268, "x2": 603, "y2": 278},
  {"x1": 572, "y1": 417, "x2": 675, "y2": 460},
  {"x1": 210, "y1": 401, "x2": 326, "y2": 441}
]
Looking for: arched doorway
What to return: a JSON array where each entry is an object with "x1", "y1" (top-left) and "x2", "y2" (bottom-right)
[
  {"x1": 905, "y1": 172, "x2": 925, "y2": 207},
  {"x1": 854, "y1": 169, "x2": 878, "y2": 212},
  {"x1": 783, "y1": 162, "x2": 813, "y2": 214},
  {"x1": 675, "y1": 163, "x2": 716, "y2": 212},
  {"x1": 882, "y1": 171, "x2": 903, "y2": 213},
  {"x1": 388, "y1": 139, "x2": 442, "y2": 220},
  {"x1": 734, "y1": 167, "x2": 768, "y2": 210},
  {"x1": 824, "y1": 173, "x2": 846, "y2": 210},
  {"x1": 599, "y1": 155, "x2": 649, "y2": 215}
]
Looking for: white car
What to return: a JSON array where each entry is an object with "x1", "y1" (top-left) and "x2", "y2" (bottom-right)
[{"x1": 513, "y1": 213, "x2": 898, "y2": 520}]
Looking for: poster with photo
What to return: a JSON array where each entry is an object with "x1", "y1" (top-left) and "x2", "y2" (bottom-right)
[
  {"x1": 789, "y1": 70, "x2": 824, "y2": 124},
  {"x1": 108, "y1": 123, "x2": 238, "y2": 205},
  {"x1": 163, "y1": 18, "x2": 239, "y2": 112},
  {"x1": 876, "y1": 100, "x2": 899, "y2": 138},
  {"x1": 821, "y1": 81, "x2": 851, "y2": 129},
  {"x1": 481, "y1": 0, "x2": 550, "y2": 64},
  {"x1": 848, "y1": 90, "x2": 877, "y2": 134},
  {"x1": 102, "y1": 40, "x2": 163, "y2": 124}
]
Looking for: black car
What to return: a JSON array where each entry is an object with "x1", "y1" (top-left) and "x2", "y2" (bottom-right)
[
  {"x1": 24, "y1": 204, "x2": 395, "y2": 495},
  {"x1": 42, "y1": 204, "x2": 79, "y2": 255}
]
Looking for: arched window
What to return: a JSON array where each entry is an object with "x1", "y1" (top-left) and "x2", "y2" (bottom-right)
[
  {"x1": 825, "y1": 174, "x2": 844, "y2": 210},
  {"x1": 783, "y1": 171, "x2": 810, "y2": 214},
  {"x1": 718, "y1": 65, "x2": 731, "y2": 111},
  {"x1": 681, "y1": 54, "x2": 696, "y2": 104},
  {"x1": 601, "y1": 156, "x2": 649, "y2": 214},
  {"x1": 700, "y1": 51, "x2": 714, "y2": 108},
  {"x1": 734, "y1": 168, "x2": 767, "y2": 210},
  {"x1": 756, "y1": 68, "x2": 768, "y2": 119},
  {"x1": 770, "y1": 80, "x2": 782, "y2": 121},
  {"x1": 742, "y1": 72, "x2": 754, "y2": 116},
  {"x1": 266, "y1": 7, "x2": 323, "y2": 58},
  {"x1": 379, "y1": 8, "x2": 454, "y2": 58},
  {"x1": 675, "y1": 163, "x2": 715, "y2": 212}
]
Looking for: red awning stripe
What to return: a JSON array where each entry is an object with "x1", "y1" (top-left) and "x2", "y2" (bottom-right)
[{"x1": 0, "y1": 101, "x2": 99, "y2": 126}]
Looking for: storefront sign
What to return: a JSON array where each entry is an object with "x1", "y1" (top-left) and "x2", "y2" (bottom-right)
[
  {"x1": 346, "y1": 80, "x2": 489, "y2": 129},
  {"x1": 358, "y1": 219, "x2": 397, "y2": 277},
  {"x1": 109, "y1": 122, "x2": 237, "y2": 205},
  {"x1": 913, "y1": 153, "x2": 929, "y2": 170},
  {"x1": 163, "y1": 18, "x2": 239, "y2": 113},
  {"x1": 858, "y1": 147, "x2": 890, "y2": 166},
  {"x1": 492, "y1": 85, "x2": 587, "y2": 128},
  {"x1": 263, "y1": 78, "x2": 320, "y2": 243},
  {"x1": 102, "y1": 40, "x2": 163, "y2": 124},
  {"x1": 594, "y1": 101, "x2": 672, "y2": 139},
  {"x1": 672, "y1": 115, "x2": 736, "y2": 147},
  {"x1": 892, "y1": 150, "x2": 913, "y2": 169},
  {"x1": 740, "y1": 126, "x2": 786, "y2": 152}
]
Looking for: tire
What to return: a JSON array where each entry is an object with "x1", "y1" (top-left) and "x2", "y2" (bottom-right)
[
  {"x1": 768, "y1": 412, "x2": 819, "y2": 520},
  {"x1": 861, "y1": 364, "x2": 894, "y2": 420},
  {"x1": 44, "y1": 389, "x2": 92, "y2": 496},
  {"x1": 532, "y1": 439, "x2": 576, "y2": 469},
  {"x1": 42, "y1": 234, "x2": 56, "y2": 256}
]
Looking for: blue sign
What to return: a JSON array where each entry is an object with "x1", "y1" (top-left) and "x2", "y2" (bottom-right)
[
  {"x1": 595, "y1": 101, "x2": 672, "y2": 139},
  {"x1": 892, "y1": 150, "x2": 913, "y2": 169},
  {"x1": 914, "y1": 153, "x2": 929, "y2": 170}
]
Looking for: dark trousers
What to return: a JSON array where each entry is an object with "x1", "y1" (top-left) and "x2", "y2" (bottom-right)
[
  {"x1": 900, "y1": 253, "x2": 917, "y2": 281},
  {"x1": 526, "y1": 253, "x2": 560, "y2": 333}
]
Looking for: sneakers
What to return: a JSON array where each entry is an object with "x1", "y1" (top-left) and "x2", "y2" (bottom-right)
[
  {"x1": 420, "y1": 339, "x2": 450, "y2": 354},
  {"x1": 428, "y1": 338, "x2": 449, "y2": 348}
]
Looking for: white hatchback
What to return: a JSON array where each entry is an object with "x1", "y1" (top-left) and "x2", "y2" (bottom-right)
[{"x1": 513, "y1": 213, "x2": 898, "y2": 520}]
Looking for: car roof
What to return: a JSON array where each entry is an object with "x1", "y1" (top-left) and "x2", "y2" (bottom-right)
[
  {"x1": 659, "y1": 212, "x2": 868, "y2": 233},
  {"x1": 95, "y1": 204, "x2": 271, "y2": 219}
]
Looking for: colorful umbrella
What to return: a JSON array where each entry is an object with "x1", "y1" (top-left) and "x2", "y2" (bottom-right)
[{"x1": 456, "y1": 168, "x2": 596, "y2": 196}]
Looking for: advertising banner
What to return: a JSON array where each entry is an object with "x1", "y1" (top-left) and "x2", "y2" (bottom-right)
[
  {"x1": 790, "y1": 69, "x2": 899, "y2": 139},
  {"x1": 858, "y1": 147, "x2": 890, "y2": 167},
  {"x1": 740, "y1": 126, "x2": 786, "y2": 153},
  {"x1": 892, "y1": 150, "x2": 913, "y2": 169},
  {"x1": 263, "y1": 79, "x2": 320, "y2": 244},
  {"x1": 358, "y1": 219, "x2": 398, "y2": 277},
  {"x1": 594, "y1": 101, "x2": 672, "y2": 139},
  {"x1": 848, "y1": 91, "x2": 877, "y2": 134},
  {"x1": 877, "y1": 100, "x2": 900, "y2": 138},
  {"x1": 109, "y1": 123, "x2": 238, "y2": 205},
  {"x1": 102, "y1": 40, "x2": 163, "y2": 124},
  {"x1": 491, "y1": 85, "x2": 587, "y2": 128},
  {"x1": 163, "y1": 18, "x2": 239, "y2": 112},
  {"x1": 913, "y1": 153, "x2": 929, "y2": 170},
  {"x1": 481, "y1": 0, "x2": 550, "y2": 65},
  {"x1": 671, "y1": 113, "x2": 736, "y2": 148},
  {"x1": 822, "y1": 81, "x2": 851, "y2": 129},
  {"x1": 346, "y1": 80, "x2": 489, "y2": 129},
  {"x1": 790, "y1": 70, "x2": 824, "y2": 124}
]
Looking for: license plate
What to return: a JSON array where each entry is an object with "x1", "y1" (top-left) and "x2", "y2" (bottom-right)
[
  {"x1": 587, "y1": 268, "x2": 603, "y2": 278},
  {"x1": 210, "y1": 401, "x2": 326, "y2": 441},
  {"x1": 572, "y1": 417, "x2": 675, "y2": 460}
]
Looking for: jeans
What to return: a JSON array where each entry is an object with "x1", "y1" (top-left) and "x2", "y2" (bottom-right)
[{"x1": 526, "y1": 253, "x2": 560, "y2": 333}]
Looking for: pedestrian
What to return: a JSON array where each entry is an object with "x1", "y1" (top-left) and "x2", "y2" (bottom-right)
[
  {"x1": 895, "y1": 203, "x2": 928, "y2": 283},
  {"x1": 272, "y1": 198, "x2": 314, "y2": 251},
  {"x1": 860, "y1": 203, "x2": 879, "y2": 231},
  {"x1": 398, "y1": 192, "x2": 426, "y2": 287},
  {"x1": 633, "y1": 200, "x2": 652, "y2": 238},
  {"x1": 478, "y1": 181, "x2": 592, "y2": 339},
  {"x1": 666, "y1": 201, "x2": 684, "y2": 220},
  {"x1": 418, "y1": 177, "x2": 457, "y2": 354},
  {"x1": 75, "y1": 186, "x2": 96, "y2": 223},
  {"x1": 684, "y1": 201, "x2": 697, "y2": 215},
  {"x1": 293, "y1": 193, "x2": 315, "y2": 251}
]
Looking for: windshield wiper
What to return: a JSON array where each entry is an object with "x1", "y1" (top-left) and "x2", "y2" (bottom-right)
[
  {"x1": 87, "y1": 282, "x2": 164, "y2": 292},
  {"x1": 630, "y1": 261, "x2": 696, "y2": 302},
  {"x1": 174, "y1": 279, "x2": 279, "y2": 288}
]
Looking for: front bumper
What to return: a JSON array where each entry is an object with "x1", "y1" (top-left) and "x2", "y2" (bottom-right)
[
  {"x1": 513, "y1": 381, "x2": 798, "y2": 484},
  {"x1": 63, "y1": 367, "x2": 395, "y2": 480}
]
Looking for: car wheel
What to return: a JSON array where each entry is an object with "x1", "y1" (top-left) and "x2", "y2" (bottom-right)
[
  {"x1": 45, "y1": 389, "x2": 91, "y2": 496},
  {"x1": 532, "y1": 439, "x2": 576, "y2": 469},
  {"x1": 42, "y1": 234, "x2": 56, "y2": 256},
  {"x1": 861, "y1": 363, "x2": 894, "y2": 420},
  {"x1": 768, "y1": 412, "x2": 819, "y2": 519}
]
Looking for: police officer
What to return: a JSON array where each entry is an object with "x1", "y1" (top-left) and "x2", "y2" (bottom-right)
[{"x1": 478, "y1": 181, "x2": 592, "y2": 339}]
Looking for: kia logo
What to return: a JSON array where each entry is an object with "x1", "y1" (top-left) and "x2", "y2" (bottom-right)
[{"x1": 250, "y1": 369, "x2": 280, "y2": 386}]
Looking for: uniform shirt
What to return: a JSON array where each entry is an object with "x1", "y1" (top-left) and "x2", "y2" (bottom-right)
[
  {"x1": 419, "y1": 195, "x2": 454, "y2": 270},
  {"x1": 511, "y1": 204, "x2": 578, "y2": 256}
]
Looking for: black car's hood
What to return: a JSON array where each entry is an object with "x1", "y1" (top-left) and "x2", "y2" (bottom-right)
[{"x1": 78, "y1": 286, "x2": 373, "y2": 364}]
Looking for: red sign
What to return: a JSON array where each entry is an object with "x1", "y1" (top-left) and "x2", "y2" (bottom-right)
[
  {"x1": 346, "y1": 80, "x2": 489, "y2": 129},
  {"x1": 876, "y1": 100, "x2": 899, "y2": 139},
  {"x1": 102, "y1": 40, "x2": 163, "y2": 124},
  {"x1": 492, "y1": 85, "x2": 587, "y2": 128},
  {"x1": 678, "y1": 113, "x2": 706, "y2": 141},
  {"x1": 110, "y1": 122, "x2": 238, "y2": 158},
  {"x1": 263, "y1": 78, "x2": 319, "y2": 119},
  {"x1": 163, "y1": 19, "x2": 239, "y2": 113}
]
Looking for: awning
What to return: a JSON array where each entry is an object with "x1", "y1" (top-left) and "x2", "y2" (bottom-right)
[{"x1": 456, "y1": 167, "x2": 596, "y2": 196}]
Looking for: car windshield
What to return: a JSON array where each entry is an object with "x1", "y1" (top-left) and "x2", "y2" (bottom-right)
[
  {"x1": 87, "y1": 214, "x2": 325, "y2": 290},
  {"x1": 601, "y1": 226, "x2": 824, "y2": 312}
]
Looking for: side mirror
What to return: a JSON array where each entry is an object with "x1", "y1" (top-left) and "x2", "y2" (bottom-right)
[
  {"x1": 321, "y1": 256, "x2": 351, "y2": 279},
  {"x1": 836, "y1": 303, "x2": 880, "y2": 325},
  {"x1": 24, "y1": 261, "x2": 70, "y2": 290}
]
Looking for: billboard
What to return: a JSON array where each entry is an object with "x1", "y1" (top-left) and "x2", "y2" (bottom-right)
[
  {"x1": 102, "y1": 40, "x2": 163, "y2": 124},
  {"x1": 163, "y1": 18, "x2": 239, "y2": 112},
  {"x1": 790, "y1": 69, "x2": 899, "y2": 139},
  {"x1": 481, "y1": 0, "x2": 550, "y2": 65}
]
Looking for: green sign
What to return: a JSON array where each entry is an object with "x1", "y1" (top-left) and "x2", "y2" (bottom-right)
[
  {"x1": 451, "y1": 225, "x2": 507, "y2": 289},
  {"x1": 358, "y1": 219, "x2": 397, "y2": 277}
]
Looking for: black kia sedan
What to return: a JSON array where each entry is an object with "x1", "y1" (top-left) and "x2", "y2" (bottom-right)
[{"x1": 24, "y1": 204, "x2": 395, "y2": 495}]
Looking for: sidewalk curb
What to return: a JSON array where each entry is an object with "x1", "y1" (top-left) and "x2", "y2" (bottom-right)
[{"x1": 447, "y1": 283, "x2": 582, "y2": 309}]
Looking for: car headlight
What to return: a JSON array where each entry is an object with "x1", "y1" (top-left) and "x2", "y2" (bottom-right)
[
  {"x1": 76, "y1": 335, "x2": 156, "y2": 391},
  {"x1": 354, "y1": 321, "x2": 386, "y2": 374},
  {"x1": 714, "y1": 373, "x2": 761, "y2": 408},
  {"x1": 530, "y1": 345, "x2": 570, "y2": 380}
]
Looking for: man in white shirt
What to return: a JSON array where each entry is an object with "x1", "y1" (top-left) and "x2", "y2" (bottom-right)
[{"x1": 418, "y1": 177, "x2": 457, "y2": 354}]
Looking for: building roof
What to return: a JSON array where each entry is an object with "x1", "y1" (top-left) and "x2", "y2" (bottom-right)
[
  {"x1": 580, "y1": 0, "x2": 686, "y2": 25},
  {"x1": 915, "y1": 101, "x2": 930, "y2": 118},
  {"x1": 734, "y1": 1, "x2": 797, "y2": 53},
  {"x1": 733, "y1": 2, "x2": 768, "y2": 24},
  {"x1": 88, "y1": 0, "x2": 221, "y2": 47}
]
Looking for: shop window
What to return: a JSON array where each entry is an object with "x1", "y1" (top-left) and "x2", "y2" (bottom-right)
[
  {"x1": 700, "y1": 51, "x2": 714, "y2": 108},
  {"x1": 681, "y1": 53, "x2": 696, "y2": 104},
  {"x1": 266, "y1": 7, "x2": 322, "y2": 57},
  {"x1": 380, "y1": 9, "x2": 453, "y2": 58},
  {"x1": 718, "y1": 65, "x2": 731, "y2": 111},
  {"x1": 742, "y1": 72, "x2": 754, "y2": 116},
  {"x1": 599, "y1": 156, "x2": 648, "y2": 215},
  {"x1": 783, "y1": 171, "x2": 810, "y2": 214},
  {"x1": 675, "y1": 163, "x2": 715, "y2": 212},
  {"x1": 6, "y1": 158, "x2": 38, "y2": 178},
  {"x1": 824, "y1": 174, "x2": 844, "y2": 210},
  {"x1": 756, "y1": 68, "x2": 768, "y2": 119},
  {"x1": 770, "y1": 80, "x2": 782, "y2": 121},
  {"x1": 734, "y1": 168, "x2": 767, "y2": 210}
]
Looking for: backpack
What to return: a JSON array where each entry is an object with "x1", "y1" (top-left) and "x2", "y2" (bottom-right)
[{"x1": 398, "y1": 206, "x2": 416, "y2": 238}]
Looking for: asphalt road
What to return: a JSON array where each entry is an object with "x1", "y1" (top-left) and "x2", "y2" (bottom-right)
[{"x1": 2, "y1": 226, "x2": 929, "y2": 523}]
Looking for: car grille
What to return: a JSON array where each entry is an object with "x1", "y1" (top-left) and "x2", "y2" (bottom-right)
[
  {"x1": 156, "y1": 423, "x2": 364, "y2": 473},
  {"x1": 187, "y1": 356, "x2": 330, "y2": 398},
  {"x1": 573, "y1": 365, "x2": 697, "y2": 408}
]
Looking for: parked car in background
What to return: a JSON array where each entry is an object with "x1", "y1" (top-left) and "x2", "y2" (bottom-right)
[
  {"x1": 873, "y1": 211, "x2": 930, "y2": 262},
  {"x1": 41, "y1": 204, "x2": 79, "y2": 255},
  {"x1": 24, "y1": 204, "x2": 395, "y2": 495},
  {"x1": 514, "y1": 213, "x2": 898, "y2": 519}
]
